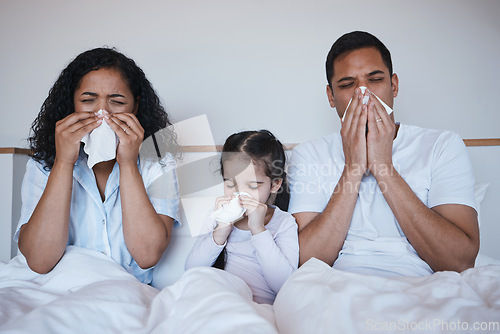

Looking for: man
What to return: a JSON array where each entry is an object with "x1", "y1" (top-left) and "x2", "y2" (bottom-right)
[{"x1": 288, "y1": 31, "x2": 479, "y2": 276}]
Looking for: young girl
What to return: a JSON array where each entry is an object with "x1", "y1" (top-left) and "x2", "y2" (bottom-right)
[
  {"x1": 15, "y1": 47, "x2": 180, "y2": 284},
  {"x1": 185, "y1": 130, "x2": 299, "y2": 304}
]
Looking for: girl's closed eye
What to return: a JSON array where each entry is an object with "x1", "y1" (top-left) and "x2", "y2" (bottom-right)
[
  {"x1": 247, "y1": 182, "x2": 264, "y2": 190},
  {"x1": 224, "y1": 180, "x2": 236, "y2": 188}
]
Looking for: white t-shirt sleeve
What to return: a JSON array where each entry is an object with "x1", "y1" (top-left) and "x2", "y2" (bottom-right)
[
  {"x1": 428, "y1": 132, "x2": 476, "y2": 210},
  {"x1": 288, "y1": 144, "x2": 327, "y2": 214},
  {"x1": 251, "y1": 215, "x2": 299, "y2": 293}
]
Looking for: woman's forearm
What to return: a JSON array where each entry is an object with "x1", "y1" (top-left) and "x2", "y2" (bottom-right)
[
  {"x1": 18, "y1": 160, "x2": 74, "y2": 274},
  {"x1": 119, "y1": 162, "x2": 172, "y2": 269}
]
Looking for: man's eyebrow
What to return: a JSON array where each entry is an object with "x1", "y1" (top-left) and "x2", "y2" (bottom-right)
[
  {"x1": 367, "y1": 70, "x2": 385, "y2": 76},
  {"x1": 336, "y1": 70, "x2": 386, "y2": 84},
  {"x1": 336, "y1": 76, "x2": 355, "y2": 84}
]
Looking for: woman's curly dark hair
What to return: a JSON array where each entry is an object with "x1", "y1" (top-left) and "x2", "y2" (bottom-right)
[{"x1": 28, "y1": 47, "x2": 178, "y2": 169}]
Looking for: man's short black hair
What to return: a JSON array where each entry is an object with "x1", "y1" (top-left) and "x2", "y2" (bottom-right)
[{"x1": 326, "y1": 31, "x2": 393, "y2": 88}]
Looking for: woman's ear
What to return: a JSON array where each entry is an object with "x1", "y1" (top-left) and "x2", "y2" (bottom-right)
[
  {"x1": 133, "y1": 97, "x2": 140, "y2": 115},
  {"x1": 271, "y1": 179, "x2": 283, "y2": 193}
]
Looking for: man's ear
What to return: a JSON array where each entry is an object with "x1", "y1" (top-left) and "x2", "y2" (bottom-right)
[
  {"x1": 391, "y1": 74, "x2": 399, "y2": 98},
  {"x1": 271, "y1": 178, "x2": 283, "y2": 193},
  {"x1": 326, "y1": 85, "x2": 336, "y2": 109}
]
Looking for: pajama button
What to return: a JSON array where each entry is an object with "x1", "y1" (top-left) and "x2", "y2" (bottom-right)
[{"x1": 102, "y1": 219, "x2": 105, "y2": 224}]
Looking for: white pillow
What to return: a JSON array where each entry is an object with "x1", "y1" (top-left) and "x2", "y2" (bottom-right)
[
  {"x1": 151, "y1": 196, "x2": 217, "y2": 289},
  {"x1": 473, "y1": 182, "x2": 496, "y2": 267}
]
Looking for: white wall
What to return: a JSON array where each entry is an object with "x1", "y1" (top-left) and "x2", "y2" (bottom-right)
[
  {"x1": 1, "y1": 0, "x2": 499, "y2": 147},
  {"x1": 0, "y1": 155, "x2": 14, "y2": 262},
  {"x1": 0, "y1": 153, "x2": 28, "y2": 262}
]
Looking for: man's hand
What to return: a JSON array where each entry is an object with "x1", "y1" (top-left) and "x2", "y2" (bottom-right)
[
  {"x1": 340, "y1": 87, "x2": 369, "y2": 176},
  {"x1": 366, "y1": 93, "x2": 396, "y2": 178}
]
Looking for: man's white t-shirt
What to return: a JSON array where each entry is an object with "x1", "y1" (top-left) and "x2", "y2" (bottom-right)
[{"x1": 288, "y1": 123, "x2": 477, "y2": 276}]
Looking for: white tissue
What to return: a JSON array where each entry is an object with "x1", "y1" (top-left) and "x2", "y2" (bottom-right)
[
  {"x1": 211, "y1": 192, "x2": 251, "y2": 224},
  {"x1": 81, "y1": 109, "x2": 119, "y2": 168},
  {"x1": 342, "y1": 86, "x2": 393, "y2": 122}
]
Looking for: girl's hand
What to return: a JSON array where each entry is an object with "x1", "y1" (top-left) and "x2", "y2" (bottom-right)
[
  {"x1": 55, "y1": 112, "x2": 101, "y2": 166},
  {"x1": 212, "y1": 195, "x2": 234, "y2": 245},
  {"x1": 214, "y1": 195, "x2": 232, "y2": 211},
  {"x1": 105, "y1": 112, "x2": 144, "y2": 166},
  {"x1": 239, "y1": 194, "x2": 267, "y2": 235}
]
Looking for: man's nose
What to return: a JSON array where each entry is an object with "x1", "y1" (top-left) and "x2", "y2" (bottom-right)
[{"x1": 356, "y1": 80, "x2": 369, "y2": 89}]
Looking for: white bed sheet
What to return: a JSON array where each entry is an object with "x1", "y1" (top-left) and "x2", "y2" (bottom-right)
[
  {"x1": 0, "y1": 246, "x2": 276, "y2": 334},
  {"x1": 274, "y1": 258, "x2": 500, "y2": 334}
]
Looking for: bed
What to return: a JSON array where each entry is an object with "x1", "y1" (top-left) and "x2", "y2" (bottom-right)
[
  {"x1": 1, "y1": 127, "x2": 499, "y2": 333},
  {"x1": 1, "y1": 247, "x2": 499, "y2": 334}
]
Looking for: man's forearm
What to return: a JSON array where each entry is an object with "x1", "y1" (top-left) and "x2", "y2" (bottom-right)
[
  {"x1": 297, "y1": 168, "x2": 363, "y2": 266},
  {"x1": 374, "y1": 164, "x2": 479, "y2": 272}
]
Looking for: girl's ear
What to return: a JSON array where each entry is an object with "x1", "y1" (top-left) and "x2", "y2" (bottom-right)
[{"x1": 270, "y1": 178, "x2": 283, "y2": 193}]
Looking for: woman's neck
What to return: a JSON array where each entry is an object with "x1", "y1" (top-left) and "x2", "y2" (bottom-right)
[{"x1": 92, "y1": 159, "x2": 116, "y2": 201}]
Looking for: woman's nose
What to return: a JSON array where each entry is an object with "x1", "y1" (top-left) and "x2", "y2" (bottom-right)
[{"x1": 96, "y1": 100, "x2": 109, "y2": 113}]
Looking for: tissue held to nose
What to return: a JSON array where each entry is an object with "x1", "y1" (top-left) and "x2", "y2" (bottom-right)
[
  {"x1": 211, "y1": 192, "x2": 252, "y2": 224},
  {"x1": 342, "y1": 86, "x2": 393, "y2": 122},
  {"x1": 81, "y1": 109, "x2": 119, "y2": 168}
]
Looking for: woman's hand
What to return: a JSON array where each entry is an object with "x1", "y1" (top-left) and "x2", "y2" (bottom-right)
[
  {"x1": 54, "y1": 112, "x2": 101, "y2": 166},
  {"x1": 105, "y1": 112, "x2": 145, "y2": 166},
  {"x1": 239, "y1": 194, "x2": 267, "y2": 235}
]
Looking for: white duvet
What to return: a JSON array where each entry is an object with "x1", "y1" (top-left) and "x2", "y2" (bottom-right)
[
  {"x1": 1, "y1": 249, "x2": 500, "y2": 334},
  {"x1": 274, "y1": 258, "x2": 500, "y2": 334},
  {"x1": 0, "y1": 246, "x2": 276, "y2": 334}
]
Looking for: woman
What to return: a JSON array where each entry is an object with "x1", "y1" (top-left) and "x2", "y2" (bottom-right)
[{"x1": 15, "y1": 47, "x2": 180, "y2": 284}]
